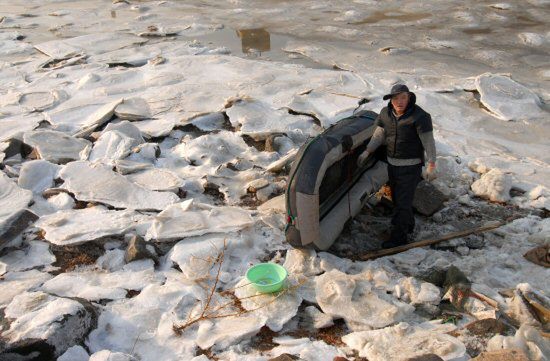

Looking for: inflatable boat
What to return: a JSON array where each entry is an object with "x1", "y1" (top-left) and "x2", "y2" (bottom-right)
[{"x1": 285, "y1": 110, "x2": 388, "y2": 250}]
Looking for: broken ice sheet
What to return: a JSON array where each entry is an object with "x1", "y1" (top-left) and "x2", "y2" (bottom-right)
[
  {"x1": 89, "y1": 129, "x2": 142, "y2": 163},
  {"x1": 3, "y1": 291, "x2": 96, "y2": 357},
  {"x1": 0, "y1": 270, "x2": 53, "y2": 307},
  {"x1": 0, "y1": 171, "x2": 33, "y2": 238},
  {"x1": 0, "y1": 241, "x2": 55, "y2": 273},
  {"x1": 23, "y1": 130, "x2": 91, "y2": 164},
  {"x1": 226, "y1": 98, "x2": 320, "y2": 140},
  {"x1": 234, "y1": 277, "x2": 303, "y2": 332},
  {"x1": 126, "y1": 168, "x2": 183, "y2": 192},
  {"x1": 269, "y1": 337, "x2": 345, "y2": 360},
  {"x1": 87, "y1": 271, "x2": 202, "y2": 359},
  {"x1": 114, "y1": 97, "x2": 152, "y2": 120},
  {"x1": 475, "y1": 73, "x2": 545, "y2": 121},
  {"x1": 36, "y1": 207, "x2": 151, "y2": 246},
  {"x1": 41, "y1": 259, "x2": 163, "y2": 301},
  {"x1": 145, "y1": 199, "x2": 254, "y2": 241},
  {"x1": 17, "y1": 160, "x2": 60, "y2": 194},
  {"x1": 45, "y1": 98, "x2": 122, "y2": 136},
  {"x1": 0, "y1": 113, "x2": 43, "y2": 143},
  {"x1": 342, "y1": 322, "x2": 466, "y2": 361},
  {"x1": 34, "y1": 32, "x2": 148, "y2": 59},
  {"x1": 59, "y1": 161, "x2": 179, "y2": 211},
  {"x1": 315, "y1": 269, "x2": 414, "y2": 330}
]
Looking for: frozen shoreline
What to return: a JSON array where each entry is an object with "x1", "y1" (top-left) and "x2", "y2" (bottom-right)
[{"x1": 0, "y1": 1, "x2": 549, "y2": 360}]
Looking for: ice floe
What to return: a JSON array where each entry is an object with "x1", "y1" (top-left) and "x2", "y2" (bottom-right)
[
  {"x1": 23, "y1": 130, "x2": 91, "y2": 164},
  {"x1": 146, "y1": 199, "x2": 254, "y2": 241},
  {"x1": 0, "y1": 241, "x2": 55, "y2": 273},
  {"x1": 475, "y1": 73, "x2": 545, "y2": 121},
  {"x1": 41, "y1": 259, "x2": 163, "y2": 301},
  {"x1": 59, "y1": 161, "x2": 179, "y2": 210},
  {"x1": 343, "y1": 322, "x2": 466, "y2": 361},
  {"x1": 37, "y1": 206, "x2": 151, "y2": 246},
  {"x1": 315, "y1": 269, "x2": 414, "y2": 330},
  {"x1": 2, "y1": 291, "x2": 97, "y2": 357}
]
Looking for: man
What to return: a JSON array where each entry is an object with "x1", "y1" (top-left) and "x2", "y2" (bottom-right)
[{"x1": 358, "y1": 84, "x2": 436, "y2": 248}]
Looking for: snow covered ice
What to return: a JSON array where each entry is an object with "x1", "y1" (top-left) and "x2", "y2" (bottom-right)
[{"x1": 0, "y1": 0, "x2": 549, "y2": 360}]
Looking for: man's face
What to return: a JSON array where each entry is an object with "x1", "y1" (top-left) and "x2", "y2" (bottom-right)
[{"x1": 391, "y1": 92, "x2": 409, "y2": 114}]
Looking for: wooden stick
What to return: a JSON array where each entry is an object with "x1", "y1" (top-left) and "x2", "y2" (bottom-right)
[{"x1": 359, "y1": 220, "x2": 505, "y2": 261}]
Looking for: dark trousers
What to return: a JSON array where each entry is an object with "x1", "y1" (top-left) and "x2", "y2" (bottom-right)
[{"x1": 388, "y1": 163, "x2": 422, "y2": 243}]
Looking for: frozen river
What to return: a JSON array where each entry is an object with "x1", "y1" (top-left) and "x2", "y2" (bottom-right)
[{"x1": 0, "y1": 1, "x2": 549, "y2": 360}]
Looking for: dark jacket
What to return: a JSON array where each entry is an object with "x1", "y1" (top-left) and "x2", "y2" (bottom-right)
[{"x1": 375, "y1": 92, "x2": 433, "y2": 161}]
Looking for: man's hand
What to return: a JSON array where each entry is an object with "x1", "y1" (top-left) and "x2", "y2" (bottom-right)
[
  {"x1": 426, "y1": 161, "x2": 436, "y2": 181},
  {"x1": 357, "y1": 150, "x2": 370, "y2": 167}
]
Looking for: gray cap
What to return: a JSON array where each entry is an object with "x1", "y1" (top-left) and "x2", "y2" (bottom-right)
[{"x1": 383, "y1": 84, "x2": 410, "y2": 100}]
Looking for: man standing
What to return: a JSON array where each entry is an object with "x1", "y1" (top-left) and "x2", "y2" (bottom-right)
[{"x1": 358, "y1": 84, "x2": 436, "y2": 248}]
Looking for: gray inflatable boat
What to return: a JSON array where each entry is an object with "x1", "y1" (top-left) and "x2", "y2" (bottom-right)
[{"x1": 285, "y1": 110, "x2": 388, "y2": 250}]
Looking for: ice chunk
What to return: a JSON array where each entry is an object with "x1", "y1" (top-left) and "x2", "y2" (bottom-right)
[
  {"x1": 126, "y1": 168, "x2": 183, "y2": 192},
  {"x1": 89, "y1": 350, "x2": 136, "y2": 361},
  {"x1": 23, "y1": 130, "x2": 91, "y2": 164},
  {"x1": 37, "y1": 207, "x2": 151, "y2": 246},
  {"x1": 283, "y1": 248, "x2": 321, "y2": 276},
  {"x1": 475, "y1": 73, "x2": 545, "y2": 121},
  {"x1": 234, "y1": 278, "x2": 302, "y2": 332},
  {"x1": 41, "y1": 259, "x2": 163, "y2": 301},
  {"x1": 133, "y1": 112, "x2": 181, "y2": 138},
  {"x1": 35, "y1": 33, "x2": 147, "y2": 59},
  {"x1": 169, "y1": 237, "x2": 229, "y2": 280},
  {"x1": 3, "y1": 291, "x2": 96, "y2": 357},
  {"x1": 397, "y1": 277, "x2": 441, "y2": 305},
  {"x1": 226, "y1": 98, "x2": 319, "y2": 140},
  {"x1": 89, "y1": 130, "x2": 142, "y2": 163},
  {"x1": 0, "y1": 270, "x2": 53, "y2": 307},
  {"x1": 46, "y1": 99, "x2": 123, "y2": 137},
  {"x1": 195, "y1": 312, "x2": 267, "y2": 350},
  {"x1": 518, "y1": 32, "x2": 545, "y2": 46},
  {"x1": 270, "y1": 337, "x2": 345, "y2": 361},
  {"x1": 87, "y1": 273, "x2": 201, "y2": 359},
  {"x1": 315, "y1": 269, "x2": 414, "y2": 330},
  {"x1": 18, "y1": 160, "x2": 60, "y2": 193},
  {"x1": 146, "y1": 199, "x2": 253, "y2": 241},
  {"x1": 0, "y1": 172, "x2": 33, "y2": 247},
  {"x1": 115, "y1": 97, "x2": 152, "y2": 120},
  {"x1": 304, "y1": 305, "x2": 334, "y2": 329},
  {"x1": 342, "y1": 322, "x2": 466, "y2": 361},
  {"x1": 0, "y1": 113, "x2": 43, "y2": 142},
  {"x1": 47, "y1": 192, "x2": 75, "y2": 211},
  {"x1": 487, "y1": 325, "x2": 550, "y2": 361},
  {"x1": 59, "y1": 161, "x2": 179, "y2": 210},
  {"x1": 471, "y1": 168, "x2": 512, "y2": 202},
  {"x1": 0, "y1": 241, "x2": 55, "y2": 272},
  {"x1": 58, "y1": 345, "x2": 89, "y2": 361}
]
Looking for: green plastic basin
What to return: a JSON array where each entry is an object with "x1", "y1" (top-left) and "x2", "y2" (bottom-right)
[{"x1": 246, "y1": 263, "x2": 288, "y2": 293}]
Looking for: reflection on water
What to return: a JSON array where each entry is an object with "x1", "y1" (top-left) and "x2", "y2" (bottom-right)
[
  {"x1": 236, "y1": 28, "x2": 270, "y2": 54},
  {"x1": 352, "y1": 10, "x2": 431, "y2": 25}
]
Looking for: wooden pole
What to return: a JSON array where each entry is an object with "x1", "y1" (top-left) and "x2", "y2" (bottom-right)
[{"x1": 359, "y1": 220, "x2": 505, "y2": 261}]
